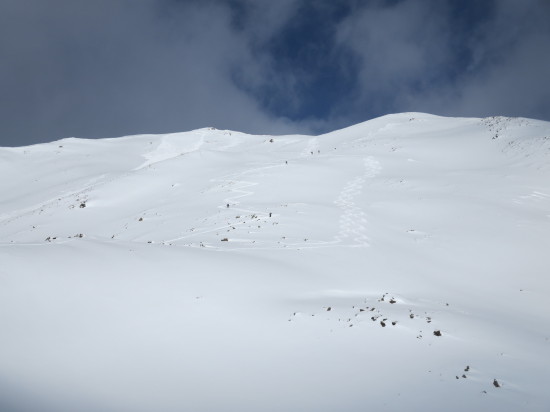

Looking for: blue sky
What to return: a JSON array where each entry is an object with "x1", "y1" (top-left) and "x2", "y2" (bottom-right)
[{"x1": 1, "y1": 0, "x2": 549, "y2": 146}]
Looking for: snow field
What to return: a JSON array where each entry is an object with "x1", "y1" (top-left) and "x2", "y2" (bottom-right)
[{"x1": 1, "y1": 113, "x2": 549, "y2": 411}]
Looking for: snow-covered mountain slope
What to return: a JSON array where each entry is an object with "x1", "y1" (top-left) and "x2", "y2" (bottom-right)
[{"x1": 1, "y1": 113, "x2": 549, "y2": 411}]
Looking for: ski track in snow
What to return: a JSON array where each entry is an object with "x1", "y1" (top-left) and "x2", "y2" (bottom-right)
[
  {"x1": 334, "y1": 157, "x2": 381, "y2": 247},
  {"x1": 134, "y1": 130, "x2": 205, "y2": 170},
  {"x1": 200, "y1": 142, "x2": 382, "y2": 250},
  {"x1": 514, "y1": 190, "x2": 550, "y2": 203},
  {"x1": 163, "y1": 176, "x2": 262, "y2": 245},
  {"x1": 164, "y1": 156, "x2": 285, "y2": 246},
  {"x1": 167, "y1": 137, "x2": 384, "y2": 250}
]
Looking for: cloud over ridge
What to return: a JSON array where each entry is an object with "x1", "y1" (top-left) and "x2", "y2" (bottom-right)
[{"x1": 1, "y1": 0, "x2": 549, "y2": 146}]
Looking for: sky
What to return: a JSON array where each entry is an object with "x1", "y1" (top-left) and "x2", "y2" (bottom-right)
[{"x1": 1, "y1": 0, "x2": 549, "y2": 147}]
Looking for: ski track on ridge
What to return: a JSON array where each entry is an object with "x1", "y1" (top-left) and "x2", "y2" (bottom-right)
[{"x1": 134, "y1": 130, "x2": 205, "y2": 170}]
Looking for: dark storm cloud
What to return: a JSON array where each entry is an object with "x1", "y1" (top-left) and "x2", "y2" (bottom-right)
[
  {"x1": 0, "y1": 0, "x2": 549, "y2": 146},
  {"x1": 334, "y1": 0, "x2": 550, "y2": 122},
  {"x1": 430, "y1": 0, "x2": 550, "y2": 120},
  {"x1": 0, "y1": 0, "x2": 306, "y2": 146}
]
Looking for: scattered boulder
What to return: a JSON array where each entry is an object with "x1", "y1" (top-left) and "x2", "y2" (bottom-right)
[{"x1": 433, "y1": 330, "x2": 442, "y2": 337}]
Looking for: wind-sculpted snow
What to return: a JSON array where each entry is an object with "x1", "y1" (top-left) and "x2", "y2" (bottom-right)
[{"x1": 0, "y1": 113, "x2": 549, "y2": 411}]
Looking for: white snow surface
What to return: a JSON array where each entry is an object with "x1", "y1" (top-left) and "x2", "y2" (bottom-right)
[{"x1": 1, "y1": 113, "x2": 550, "y2": 411}]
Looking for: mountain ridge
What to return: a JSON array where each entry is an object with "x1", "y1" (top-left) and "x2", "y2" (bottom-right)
[{"x1": 1, "y1": 113, "x2": 549, "y2": 411}]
